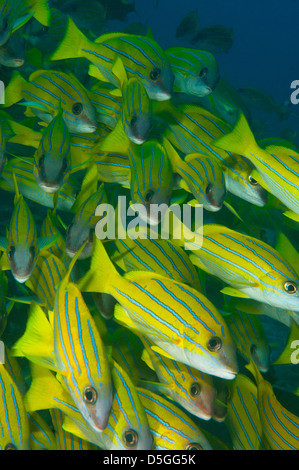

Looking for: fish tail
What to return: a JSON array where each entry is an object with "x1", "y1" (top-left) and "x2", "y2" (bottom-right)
[
  {"x1": 10, "y1": 302, "x2": 57, "y2": 371},
  {"x1": 32, "y1": 0, "x2": 51, "y2": 26},
  {"x1": 213, "y1": 113, "x2": 260, "y2": 159},
  {"x1": 77, "y1": 237, "x2": 120, "y2": 295},
  {"x1": 50, "y1": 16, "x2": 89, "y2": 61},
  {"x1": 3, "y1": 71, "x2": 26, "y2": 108},
  {"x1": 23, "y1": 364, "x2": 65, "y2": 414}
]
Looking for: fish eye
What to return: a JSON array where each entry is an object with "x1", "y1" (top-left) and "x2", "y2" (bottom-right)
[
  {"x1": 29, "y1": 246, "x2": 36, "y2": 259},
  {"x1": 130, "y1": 115, "x2": 137, "y2": 127},
  {"x1": 248, "y1": 175, "x2": 258, "y2": 185},
  {"x1": 205, "y1": 183, "x2": 213, "y2": 195},
  {"x1": 207, "y1": 336, "x2": 222, "y2": 352},
  {"x1": 250, "y1": 344, "x2": 257, "y2": 357},
  {"x1": 72, "y1": 102, "x2": 83, "y2": 115},
  {"x1": 5, "y1": 443, "x2": 17, "y2": 450},
  {"x1": 83, "y1": 386, "x2": 97, "y2": 405},
  {"x1": 144, "y1": 189, "x2": 154, "y2": 203},
  {"x1": 150, "y1": 67, "x2": 161, "y2": 81},
  {"x1": 199, "y1": 67, "x2": 208, "y2": 78},
  {"x1": 190, "y1": 382, "x2": 201, "y2": 397},
  {"x1": 8, "y1": 246, "x2": 15, "y2": 260},
  {"x1": 38, "y1": 154, "x2": 45, "y2": 168},
  {"x1": 123, "y1": 429, "x2": 138, "y2": 448},
  {"x1": 284, "y1": 281, "x2": 297, "y2": 294},
  {"x1": 185, "y1": 442, "x2": 203, "y2": 450},
  {"x1": 41, "y1": 26, "x2": 49, "y2": 33}
]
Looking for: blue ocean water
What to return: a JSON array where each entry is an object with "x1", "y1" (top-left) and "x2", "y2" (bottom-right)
[
  {"x1": 0, "y1": 0, "x2": 299, "y2": 451},
  {"x1": 111, "y1": 0, "x2": 299, "y2": 146}
]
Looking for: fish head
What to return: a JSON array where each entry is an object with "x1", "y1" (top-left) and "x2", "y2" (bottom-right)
[
  {"x1": 7, "y1": 195, "x2": 38, "y2": 283},
  {"x1": 65, "y1": 219, "x2": 94, "y2": 259},
  {"x1": 7, "y1": 243, "x2": 38, "y2": 283},
  {"x1": 107, "y1": 363, "x2": 153, "y2": 450},
  {"x1": 65, "y1": 99, "x2": 98, "y2": 133},
  {"x1": 34, "y1": 150, "x2": 69, "y2": 193},
  {"x1": 79, "y1": 382, "x2": 113, "y2": 432},
  {"x1": 184, "y1": 75, "x2": 213, "y2": 98},
  {"x1": 183, "y1": 328, "x2": 238, "y2": 381},
  {"x1": 122, "y1": 77, "x2": 152, "y2": 144},
  {"x1": 260, "y1": 271, "x2": 299, "y2": 311},
  {"x1": 185, "y1": 154, "x2": 226, "y2": 211},
  {"x1": 202, "y1": 179, "x2": 226, "y2": 212},
  {"x1": 249, "y1": 340, "x2": 270, "y2": 373},
  {"x1": 223, "y1": 161, "x2": 268, "y2": 207},
  {"x1": 146, "y1": 63, "x2": 174, "y2": 101},
  {"x1": 130, "y1": 142, "x2": 173, "y2": 225},
  {"x1": 178, "y1": 370, "x2": 216, "y2": 420}
]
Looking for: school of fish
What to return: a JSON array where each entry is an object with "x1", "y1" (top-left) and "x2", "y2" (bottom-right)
[{"x1": 0, "y1": 0, "x2": 298, "y2": 451}]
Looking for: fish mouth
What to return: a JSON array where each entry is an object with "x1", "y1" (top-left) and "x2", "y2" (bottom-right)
[
  {"x1": 12, "y1": 272, "x2": 31, "y2": 283},
  {"x1": 38, "y1": 181, "x2": 61, "y2": 193},
  {"x1": 130, "y1": 135, "x2": 146, "y2": 145},
  {"x1": 218, "y1": 369, "x2": 237, "y2": 380},
  {"x1": 65, "y1": 244, "x2": 92, "y2": 260}
]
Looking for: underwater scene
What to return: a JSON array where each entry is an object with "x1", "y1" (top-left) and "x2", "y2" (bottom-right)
[{"x1": 0, "y1": 0, "x2": 298, "y2": 451}]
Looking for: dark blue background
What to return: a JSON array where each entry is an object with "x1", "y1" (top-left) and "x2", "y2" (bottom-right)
[{"x1": 111, "y1": 0, "x2": 299, "y2": 145}]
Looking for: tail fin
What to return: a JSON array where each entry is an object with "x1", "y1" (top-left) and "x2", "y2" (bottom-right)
[
  {"x1": 3, "y1": 71, "x2": 26, "y2": 108},
  {"x1": 77, "y1": 236, "x2": 120, "y2": 295},
  {"x1": 50, "y1": 16, "x2": 89, "y2": 61},
  {"x1": 23, "y1": 364, "x2": 71, "y2": 414},
  {"x1": 213, "y1": 113, "x2": 260, "y2": 159},
  {"x1": 10, "y1": 302, "x2": 58, "y2": 372},
  {"x1": 33, "y1": 0, "x2": 51, "y2": 26}
]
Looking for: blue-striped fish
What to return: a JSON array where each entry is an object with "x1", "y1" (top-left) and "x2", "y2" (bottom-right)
[
  {"x1": 65, "y1": 165, "x2": 107, "y2": 259},
  {"x1": 163, "y1": 137, "x2": 226, "y2": 211},
  {"x1": 0, "y1": 362, "x2": 30, "y2": 450},
  {"x1": 198, "y1": 78, "x2": 252, "y2": 126},
  {"x1": 247, "y1": 361, "x2": 299, "y2": 450},
  {"x1": 227, "y1": 298, "x2": 299, "y2": 328},
  {"x1": 110, "y1": 328, "x2": 158, "y2": 383},
  {"x1": 50, "y1": 409, "x2": 93, "y2": 450},
  {"x1": 28, "y1": 411, "x2": 56, "y2": 450},
  {"x1": 213, "y1": 113, "x2": 299, "y2": 221},
  {"x1": 224, "y1": 309, "x2": 270, "y2": 372},
  {"x1": 96, "y1": 132, "x2": 174, "y2": 225},
  {"x1": 140, "y1": 336, "x2": 216, "y2": 420},
  {"x1": 50, "y1": 17, "x2": 174, "y2": 101},
  {"x1": 110, "y1": 57, "x2": 152, "y2": 144},
  {"x1": 112, "y1": 229, "x2": 202, "y2": 291},
  {"x1": 12, "y1": 279, "x2": 113, "y2": 433},
  {"x1": 225, "y1": 373, "x2": 263, "y2": 450},
  {"x1": 0, "y1": 157, "x2": 78, "y2": 211},
  {"x1": 88, "y1": 81, "x2": 122, "y2": 130},
  {"x1": 166, "y1": 47, "x2": 219, "y2": 97},
  {"x1": 78, "y1": 237, "x2": 238, "y2": 380},
  {"x1": 3, "y1": 190, "x2": 57, "y2": 283},
  {"x1": 137, "y1": 388, "x2": 212, "y2": 450},
  {"x1": 33, "y1": 104, "x2": 71, "y2": 193},
  {"x1": 0, "y1": 0, "x2": 50, "y2": 46},
  {"x1": 184, "y1": 224, "x2": 299, "y2": 311},
  {"x1": 153, "y1": 100, "x2": 267, "y2": 207},
  {"x1": 24, "y1": 361, "x2": 153, "y2": 450},
  {"x1": 25, "y1": 252, "x2": 67, "y2": 310},
  {"x1": 4, "y1": 69, "x2": 97, "y2": 133}
]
